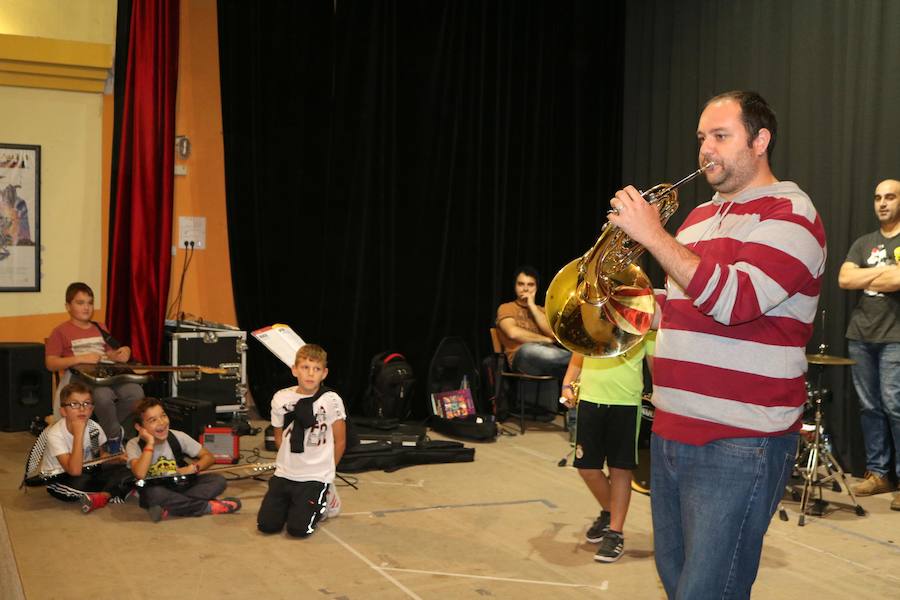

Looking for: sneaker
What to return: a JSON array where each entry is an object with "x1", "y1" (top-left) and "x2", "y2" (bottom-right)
[
  {"x1": 81, "y1": 492, "x2": 109, "y2": 514},
  {"x1": 208, "y1": 497, "x2": 242, "y2": 515},
  {"x1": 148, "y1": 505, "x2": 169, "y2": 522},
  {"x1": 851, "y1": 472, "x2": 896, "y2": 496},
  {"x1": 891, "y1": 494, "x2": 900, "y2": 512},
  {"x1": 585, "y1": 511, "x2": 611, "y2": 543},
  {"x1": 594, "y1": 531, "x2": 624, "y2": 563},
  {"x1": 105, "y1": 426, "x2": 125, "y2": 454},
  {"x1": 320, "y1": 483, "x2": 342, "y2": 521}
]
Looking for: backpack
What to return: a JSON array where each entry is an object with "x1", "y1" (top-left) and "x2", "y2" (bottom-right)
[
  {"x1": 362, "y1": 352, "x2": 415, "y2": 420},
  {"x1": 427, "y1": 337, "x2": 496, "y2": 441},
  {"x1": 426, "y1": 336, "x2": 480, "y2": 405}
]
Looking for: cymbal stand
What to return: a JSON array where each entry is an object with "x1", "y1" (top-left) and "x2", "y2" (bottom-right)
[{"x1": 796, "y1": 380, "x2": 866, "y2": 526}]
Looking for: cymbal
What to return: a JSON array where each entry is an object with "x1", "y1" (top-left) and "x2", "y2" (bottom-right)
[{"x1": 806, "y1": 353, "x2": 855, "y2": 366}]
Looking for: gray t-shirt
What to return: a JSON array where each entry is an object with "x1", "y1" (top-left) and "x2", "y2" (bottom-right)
[
  {"x1": 125, "y1": 429, "x2": 202, "y2": 477},
  {"x1": 844, "y1": 230, "x2": 900, "y2": 342}
]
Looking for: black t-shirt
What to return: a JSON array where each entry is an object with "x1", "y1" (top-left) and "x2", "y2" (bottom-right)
[{"x1": 845, "y1": 230, "x2": 900, "y2": 342}]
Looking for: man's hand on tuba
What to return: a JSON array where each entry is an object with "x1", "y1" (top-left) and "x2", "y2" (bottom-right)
[{"x1": 608, "y1": 185, "x2": 666, "y2": 249}]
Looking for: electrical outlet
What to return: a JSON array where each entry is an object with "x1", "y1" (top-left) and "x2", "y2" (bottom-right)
[{"x1": 178, "y1": 216, "x2": 206, "y2": 249}]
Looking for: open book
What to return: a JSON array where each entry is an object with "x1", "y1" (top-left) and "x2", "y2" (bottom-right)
[{"x1": 251, "y1": 324, "x2": 305, "y2": 367}]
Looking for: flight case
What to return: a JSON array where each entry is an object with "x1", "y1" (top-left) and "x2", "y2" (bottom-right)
[{"x1": 165, "y1": 325, "x2": 248, "y2": 416}]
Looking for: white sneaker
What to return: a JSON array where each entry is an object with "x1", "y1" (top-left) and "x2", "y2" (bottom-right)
[{"x1": 324, "y1": 483, "x2": 341, "y2": 520}]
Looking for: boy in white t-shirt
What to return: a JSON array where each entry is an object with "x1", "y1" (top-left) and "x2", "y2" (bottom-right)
[
  {"x1": 36, "y1": 382, "x2": 131, "y2": 513},
  {"x1": 257, "y1": 344, "x2": 347, "y2": 538}
]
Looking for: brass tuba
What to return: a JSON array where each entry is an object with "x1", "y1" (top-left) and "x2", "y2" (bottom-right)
[{"x1": 545, "y1": 163, "x2": 713, "y2": 357}]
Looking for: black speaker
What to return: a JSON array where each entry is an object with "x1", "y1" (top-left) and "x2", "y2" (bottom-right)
[{"x1": 0, "y1": 342, "x2": 52, "y2": 432}]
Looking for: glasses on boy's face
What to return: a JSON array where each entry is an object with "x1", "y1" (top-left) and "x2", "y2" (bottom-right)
[{"x1": 63, "y1": 401, "x2": 94, "y2": 410}]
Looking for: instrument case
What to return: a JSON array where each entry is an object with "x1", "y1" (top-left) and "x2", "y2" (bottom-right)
[
  {"x1": 430, "y1": 413, "x2": 497, "y2": 442},
  {"x1": 165, "y1": 325, "x2": 247, "y2": 416}
]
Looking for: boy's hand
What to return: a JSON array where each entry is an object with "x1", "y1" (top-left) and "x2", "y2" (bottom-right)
[
  {"x1": 561, "y1": 387, "x2": 577, "y2": 409},
  {"x1": 135, "y1": 424, "x2": 155, "y2": 445},
  {"x1": 107, "y1": 346, "x2": 131, "y2": 363},
  {"x1": 176, "y1": 464, "x2": 200, "y2": 475},
  {"x1": 69, "y1": 417, "x2": 88, "y2": 437},
  {"x1": 76, "y1": 353, "x2": 104, "y2": 365}
]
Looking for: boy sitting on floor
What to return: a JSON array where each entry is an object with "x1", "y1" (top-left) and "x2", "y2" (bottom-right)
[
  {"x1": 125, "y1": 397, "x2": 241, "y2": 522},
  {"x1": 36, "y1": 381, "x2": 131, "y2": 513},
  {"x1": 257, "y1": 344, "x2": 346, "y2": 538}
]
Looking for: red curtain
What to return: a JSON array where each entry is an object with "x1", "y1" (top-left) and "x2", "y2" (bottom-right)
[{"x1": 108, "y1": 0, "x2": 180, "y2": 364}]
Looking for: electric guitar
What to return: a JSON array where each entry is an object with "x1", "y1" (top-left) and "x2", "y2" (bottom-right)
[
  {"x1": 24, "y1": 453, "x2": 127, "y2": 487},
  {"x1": 134, "y1": 462, "x2": 276, "y2": 489},
  {"x1": 72, "y1": 363, "x2": 238, "y2": 386}
]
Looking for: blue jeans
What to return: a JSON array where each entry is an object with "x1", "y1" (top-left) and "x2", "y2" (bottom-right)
[
  {"x1": 511, "y1": 342, "x2": 571, "y2": 381},
  {"x1": 651, "y1": 433, "x2": 798, "y2": 599},
  {"x1": 848, "y1": 340, "x2": 900, "y2": 479}
]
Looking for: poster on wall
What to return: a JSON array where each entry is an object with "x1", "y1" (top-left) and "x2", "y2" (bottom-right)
[{"x1": 0, "y1": 144, "x2": 40, "y2": 292}]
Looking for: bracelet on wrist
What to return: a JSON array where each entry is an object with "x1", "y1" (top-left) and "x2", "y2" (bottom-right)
[{"x1": 142, "y1": 446, "x2": 154, "y2": 453}]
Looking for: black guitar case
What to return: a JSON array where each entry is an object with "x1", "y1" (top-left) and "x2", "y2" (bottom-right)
[
  {"x1": 430, "y1": 414, "x2": 497, "y2": 442},
  {"x1": 337, "y1": 439, "x2": 475, "y2": 473}
]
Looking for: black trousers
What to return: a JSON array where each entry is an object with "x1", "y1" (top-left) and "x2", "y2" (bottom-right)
[
  {"x1": 257, "y1": 476, "x2": 328, "y2": 538},
  {"x1": 46, "y1": 464, "x2": 133, "y2": 502}
]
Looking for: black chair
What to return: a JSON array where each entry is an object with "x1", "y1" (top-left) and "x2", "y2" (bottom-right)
[{"x1": 489, "y1": 328, "x2": 558, "y2": 434}]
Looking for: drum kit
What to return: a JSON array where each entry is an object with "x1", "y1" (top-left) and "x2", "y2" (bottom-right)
[{"x1": 783, "y1": 346, "x2": 867, "y2": 525}]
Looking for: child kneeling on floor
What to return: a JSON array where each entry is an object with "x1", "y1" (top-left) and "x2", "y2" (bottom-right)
[
  {"x1": 257, "y1": 344, "x2": 346, "y2": 538},
  {"x1": 126, "y1": 397, "x2": 241, "y2": 522}
]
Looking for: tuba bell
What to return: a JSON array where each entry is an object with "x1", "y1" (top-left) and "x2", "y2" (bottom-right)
[{"x1": 545, "y1": 163, "x2": 713, "y2": 357}]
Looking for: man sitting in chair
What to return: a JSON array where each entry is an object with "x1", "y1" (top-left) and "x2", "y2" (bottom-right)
[{"x1": 495, "y1": 265, "x2": 571, "y2": 417}]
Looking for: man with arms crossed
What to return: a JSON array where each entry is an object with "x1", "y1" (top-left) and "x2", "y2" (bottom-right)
[
  {"x1": 609, "y1": 91, "x2": 826, "y2": 598},
  {"x1": 839, "y1": 179, "x2": 900, "y2": 509}
]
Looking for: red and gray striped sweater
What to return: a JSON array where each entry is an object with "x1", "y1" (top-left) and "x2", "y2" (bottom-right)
[{"x1": 652, "y1": 181, "x2": 827, "y2": 445}]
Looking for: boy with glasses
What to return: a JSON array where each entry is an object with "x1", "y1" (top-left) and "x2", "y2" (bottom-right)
[{"x1": 38, "y1": 382, "x2": 131, "y2": 513}]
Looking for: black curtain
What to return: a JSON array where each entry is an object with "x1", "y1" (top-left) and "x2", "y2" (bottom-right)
[
  {"x1": 622, "y1": 0, "x2": 900, "y2": 475},
  {"x1": 218, "y1": 0, "x2": 625, "y2": 417}
]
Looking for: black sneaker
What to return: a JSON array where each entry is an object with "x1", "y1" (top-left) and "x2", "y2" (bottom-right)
[
  {"x1": 585, "y1": 511, "x2": 611, "y2": 543},
  {"x1": 594, "y1": 531, "x2": 624, "y2": 563}
]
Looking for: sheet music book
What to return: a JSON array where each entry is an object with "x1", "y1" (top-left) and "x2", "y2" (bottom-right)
[
  {"x1": 434, "y1": 389, "x2": 475, "y2": 420},
  {"x1": 251, "y1": 324, "x2": 305, "y2": 367}
]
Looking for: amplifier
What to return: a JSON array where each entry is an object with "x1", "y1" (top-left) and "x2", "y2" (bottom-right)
[
  {"x1": 202, "y1": 426, "x2": 240, "y2": 464},
  {"x1": 161, "y1": 397, "x2": 216, "y2": 441}
]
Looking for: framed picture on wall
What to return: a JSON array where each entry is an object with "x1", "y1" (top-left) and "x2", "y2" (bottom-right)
[{"x1": 0, "y1": 143, "x2": 40, "y2": 292}]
